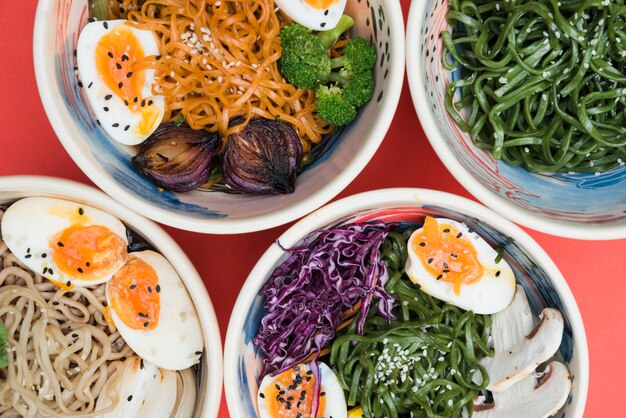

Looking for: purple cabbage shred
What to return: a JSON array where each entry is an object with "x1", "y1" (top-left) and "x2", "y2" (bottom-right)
[{"x1": 254, "y1": 221, "x2": 397, "y2": 377}]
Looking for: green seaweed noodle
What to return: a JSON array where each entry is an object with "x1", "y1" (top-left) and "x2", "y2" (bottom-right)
[
  {"x1": 330, "y1": 228, "x2": 492, "y2": 418},
  {"x1": 442, "y1": 0, "x2": 626, "y2": 173}
]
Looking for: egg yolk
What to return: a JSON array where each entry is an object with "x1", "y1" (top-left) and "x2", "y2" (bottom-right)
[
  {"x1": 95, "y1": 24, "x2": 159, "y2": 136},
  {"x1": 304, "y1": 0, "x2": 341, "y2": 8},
  {"x1": 51, "y1": 224, "x2": 127, "y2": 282},
  {"x1": 261, "y1": 366, "x2": 326, "y2": 418},
  {"x1": 411, "y1": 216, "x2": 484, "y2": 295},
  {"x1": 108, "y1": 256, "x2": 160, "y2": 331}
]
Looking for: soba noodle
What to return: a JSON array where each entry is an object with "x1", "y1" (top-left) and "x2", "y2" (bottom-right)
[
  {"x1": 112, "y1": 0, "x2": 337, "y2": 152},
  {"x1": 0, "y1": 211, "x2": 133, "y2": 417}
]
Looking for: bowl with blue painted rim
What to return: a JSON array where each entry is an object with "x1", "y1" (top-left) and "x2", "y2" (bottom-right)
[
  {"x1": 406, "y1": 0, "x2": 626, "y2": 240},
  {"x1": 33, "y1": 0, "x2": 405, "y2": 234},
  {"x1": 0, "y1": 175, "x2": 223, "y2": 418},
  {"x1": 224, "y1": 188, "x2": 588, "y2": 418}
]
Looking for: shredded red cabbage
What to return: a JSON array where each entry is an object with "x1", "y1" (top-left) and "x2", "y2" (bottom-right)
[{"x1": 254, "y1": 221, "x2": 396, "y2": 378}]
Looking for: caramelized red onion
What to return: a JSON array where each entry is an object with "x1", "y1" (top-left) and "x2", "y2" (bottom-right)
[
  {"x1": 131, "y1": 124, "x2": 220, "y2": 192},
  {"x1": 223, "y1": 119, "x2": 303, "y2": 194}
]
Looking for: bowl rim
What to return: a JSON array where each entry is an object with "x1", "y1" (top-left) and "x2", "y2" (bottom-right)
[
  {"x1": 0, "y1": 175, "x2": 223, "y2": 418},
  {"x1": 224, "y1": 187, "x2": 589, "y2": 418},
  {"x1": 405, "y1": 0, "x2": 626, "y2": 241},
  {"x1": 32, "y1": 0, "x2": 406, "y2": 235}
]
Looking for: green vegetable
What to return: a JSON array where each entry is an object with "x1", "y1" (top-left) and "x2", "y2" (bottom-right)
[
  {"x1": 88, "y1": 0, "x2": 109, "y2": 21},
  {"x1": 442, "y1": 0, "x2": 626, "y2": 173},
  {"x1": 314, "y1": 85, "x2": 357, "y2": 126},
  {"x1": 0, "y1": 322, "x2": 8, "y2": 368},
  {"x1": 330, "y1": 37, "x2": 377, "y2": 75},
  {"x1": 330, "y1": 229, "x2": 492, "y2": 418},
  {"x1": 174, "y1": 113, "x2": 185, "y2": 127}
]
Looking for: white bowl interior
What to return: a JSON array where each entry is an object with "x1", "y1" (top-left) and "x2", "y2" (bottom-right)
[
  {"x1": 225, "y1": 188, "x2": 589, "y2": 418},
  {"x1": 33, "y1": 0, "x2": 405, "y2": 233},
  {"x1": 0, "y1": 176, "x2": 223, "y2": 418},
  {"x1": 406, "y1": 0, "x2": 626, "y2": 240}
]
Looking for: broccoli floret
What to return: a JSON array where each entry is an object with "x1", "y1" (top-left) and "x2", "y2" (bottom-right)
[
  {"x1": 278, "y1": 16, "x2": 356, "y2": 89},
  {"x1": 315, "y1": 86, "x2": 357, "y2": 127},
  {"x1": 330, "y1": 37, "x2": 377, "y2": 74},
  {"x1": 343, "y1": 71, "x2": 376, "y2": 107}
]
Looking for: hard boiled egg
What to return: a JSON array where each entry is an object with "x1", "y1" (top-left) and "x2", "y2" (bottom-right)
[
  {"x1": 106, "y1": 250, "x2": 203, "y2": 370},
  {"x1": 258, "y1": 363, "x2": 347, "y2": 418},
  {"x1": 77, "y1": 20, "x2": 165, "y2": 145},
  {"x1": 276, "y1": 0, "x2": 347, "y2": 31},
  {"x1": 404, "y1": 216, "x2": 515, "y2": 314},
  {"x1": 1, "y1": 197, "x2": 128, "y2": 288}
]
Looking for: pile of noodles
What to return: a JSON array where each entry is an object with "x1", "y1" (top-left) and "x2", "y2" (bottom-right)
[
  {"x1": 114, "y1": 0, "x2": 343, "y2": 152},
  {"x1": 0, "y1": 212, "x2": 132, "y2": 417}
]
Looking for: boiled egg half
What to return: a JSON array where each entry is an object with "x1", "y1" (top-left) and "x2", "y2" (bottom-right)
[
  {"x1": 77, "y1": 20, "x2": 164, "y2": 145},
  {"x1": 405, "y1": 216, "x2": 515, "y2": 314},
  {"x1": 276, "y1": 0, "x2": 347, "y2": 31},
  {"x1": 1, "y1": 197, "x2": 128, "y2": 288},
  {"x1": 258, "y1": 363, "x2": 347, "y2": 418},
  {"x1": 106, "y1": 250, "x2": 203, "y2": 370}
]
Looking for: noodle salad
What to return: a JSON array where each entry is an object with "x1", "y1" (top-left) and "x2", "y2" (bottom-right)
[
  {"x1": 253, "y1": 218, "x2": 572, "y2": 418},
  {"x1": 77, "y1": 0, "x2": 377, "y2": 194},
  {"x1": 0, "y1": 197, "x2": 204, "y2": 417}
]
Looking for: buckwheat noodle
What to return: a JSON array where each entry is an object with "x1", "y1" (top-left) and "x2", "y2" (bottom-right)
[
  {"x1": 0, "y1": 212, "x2": 132, "y2": 417},
  {"x1": 113, "y1": 0, "x2": 340, "y2": 152}
]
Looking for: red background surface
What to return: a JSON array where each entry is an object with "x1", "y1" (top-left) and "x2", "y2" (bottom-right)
[{"x1": 1, "y1": 1, "x2": 624, "y2": 416}]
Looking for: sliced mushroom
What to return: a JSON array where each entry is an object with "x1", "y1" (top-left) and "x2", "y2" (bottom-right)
[
  {"x1": 492, "y1": 285, "x2": 535, "y2": 352},
  {"x1": 475, "y1": 307, "x2": 564, "y2": 392},
  {"x1": 473, "y1": 361, "x2": 572, "y2": 418}
]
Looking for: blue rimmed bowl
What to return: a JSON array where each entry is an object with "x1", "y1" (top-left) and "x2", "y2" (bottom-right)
[
  {"x1": 224, "y1": 188, "x2": 588, "y2": 418},
  {"x1": 33, "y1": 0, "x2": 405, "y2": 234},
  {"x1": 406, "y1": 0, "x2": 626, "y2": 240}
]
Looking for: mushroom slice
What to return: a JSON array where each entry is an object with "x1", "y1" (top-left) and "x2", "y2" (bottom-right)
[
  {"x1": 472, "y1": 361, "x2": 572, "y2": 418},
  {"x1": 477, "y1": 308, "x2": 564, "y2": 392}
]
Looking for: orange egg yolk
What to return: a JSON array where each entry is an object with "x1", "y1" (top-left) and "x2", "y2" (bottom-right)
[
  {"x1": 108, "y1": 256, "x2": 160, "y2": 331},
  {"x1": 261, "y1": 367, "x2": 326, "y2": 418},
  {"x1": 51, "y1": 224, "x2": 127, "y2": 282},
  {"x1": 304, "y1": 0, "x2": 341, "y2": 9},
  {"x1": 411, "y1": 216, "x2": 484, "y2": 295},
  {"x1": 95, "y1": 24, "x2": 159, "y2": 136}
]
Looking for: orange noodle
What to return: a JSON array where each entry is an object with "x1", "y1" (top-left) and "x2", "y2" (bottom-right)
[{"x1": 111, "y1": 0, "x2": 343, "y2": 152}]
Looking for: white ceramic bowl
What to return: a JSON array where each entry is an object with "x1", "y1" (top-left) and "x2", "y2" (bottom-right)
[
  {"x1": 33, "y1": 0, "x2": 405, "y2": 234},
  {"x1": 224, "y1": 188, "x2": 589, "y2": 418},
  {"x1": 406, "y1": 0, "x2": 626, "y2": 240},
  {"x1": 0, "y1": 176, "x2": 222, "y2": 418}
]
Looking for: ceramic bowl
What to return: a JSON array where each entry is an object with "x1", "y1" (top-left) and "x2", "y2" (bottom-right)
[
  {"x1": 33, "y1": 0, "x2": 404, "y2": 234},
  {"x1": 224, "y1": 188, "x2": 588, "y2": 418},
  {"x1": 406, "y1": 0, "x2": 626, "y2": 240},
  {"x1": 0, "y1": 176, "x2": 222, "y2": 418}
]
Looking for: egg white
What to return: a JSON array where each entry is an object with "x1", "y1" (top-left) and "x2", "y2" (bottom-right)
[
  {"x1": 1, "y1": 197, "x2": 128, "y2": 287},
  {"x1": 258, "y1": 363, "x2": 347, "y2": 418},
  {"x1": 404, "y1": 218, "x2": 516, "y2": 314},
  {"x1": 275, "y1": 0, "x2": 347, "y2": 31},
  {"x1": 106, "y1": 250, "x2": 204, "y2": 371},
  {"x1": 77, "y1": 20, "x2": 164, "y2": 145}
]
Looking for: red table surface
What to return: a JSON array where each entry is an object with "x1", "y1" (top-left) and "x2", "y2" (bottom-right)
[{"x1": 1, "y1": 1, "x2": 624, "y2": 416}]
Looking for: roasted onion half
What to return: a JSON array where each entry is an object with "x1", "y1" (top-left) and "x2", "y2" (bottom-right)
[
  {"x1": 132, "y1": 124, "x2": 220, "y2": 193},
  {"x1": 223, "y1": 119, "x2": 303, "y2": 194}
]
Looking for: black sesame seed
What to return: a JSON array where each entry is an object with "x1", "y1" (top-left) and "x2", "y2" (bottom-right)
[
  {"x1": 428, "y1": 258, "x2": 433, "y2": 264},
  {"x1": 127, "y1": 395, "x2": 133, "y2": 401},
  {"x1": 138, "y1": 312, "x2": 146, "y2": 318},
  {"x1": 66, "y1": 281, "x2": 72, "y2": 287},
  {"x1": 147, "y1": 286, "x2": 152, "y2": 293},
  {"x1": 495, "y1": 271, "x2": 501, "y2": 277},
  {"x1": 155, "y1": 55, "x2": 162, "y2": 60},
  {"x1": 105, "y1": 94, "x2": 112, "y2": 100},
  {"x1": 259, "y1": 393, "x2": 265, "y2": 398},
  {"x1": 103, "y1": 21, "x2": 108, "y2": 29},
  {"x1": 118, "y1": 82, "x2": 123, "y2": 89},
  {"x1": 419, "y1": 242, "x2": 426, "y2": 247},
  {"x1": 195, "y1": 350, "x2": 202, "y2": 355},
  {"x1": 141, "y1": 99, "x2": 146, "y2": 107},
  {"x1": 124, "y1": 125, "x2": 130, "y2": 131},
  {"x1": 71, "y1": 333, "x2": 78, "y2": 338},
  {"x1": 140, "y1": 359, "x2": 144, "y2": 369},
  {"x1": 78, "y1": 207, "x2": 84, "y2": 215},
  {"x1": 451, "y1": 253, "x2": 458, "y2": 258},
  {"x1": 436, "y1": 274, "x2": 443, "y2": 280},
  {"x1": 320, "y1": 22, "x2": 326, "y2": 28},
  {"x1": 156, "y1": 285, "x2": 161, "y2": 292},
  {"x1": 49, "y1": 268, "x2": 54, "y2": 275},
  {"x1": 77, "y1": 268, "x2": 83, "y2": 273},
  {"x1": 143, "y1": 322, "x2": 149, "y2": 327},
  {"x1": 86, "y1": 262, "x2": 90, "y2": 267},
  {"x1": 133, "y1": 96, "x2": 138, "y2": 103},
  {"x1": 41, "y1": 253, "x2": 47, "y2": 258},
  {"x1": 121, "y1": 54, "x2": 129, "y2": 62},
  {"x1": 25, "y1": 254, "x2": 32, "y2": 259},
  {"x1": 107, "y1": 51, "x2": 114, "y2": 58},
  {"x1": 52, "y1": 301, "x2": 59, "y2": 306},
  {"x1": 112, "y1": 123, "x2": 120, "y2": 127},
  {"x1": 77, "y1": 81, "x2": 83, "y2": 88},
  {"x1": 320, "y1": 392, "x2": 326, "y2": 396},
  {"x1": 103, "y1": 106, "x2": 109, "y2": 112},
  {"x1": 124, "y1": 100, "x2": 129, "y2": 106},
  {"x1": 130, "y1": 284, "x2": 137, "y2": 289},
  {"x1": 126, "y1": 72, "x2": 133, "y2": 78},
  {"x1": 120, "y1": 7, "x2": 125, "y2": 13},
  {"x1": 443, "y1": 228, "x2": 450, "y2": 233},
  {"x1": 457, "y1": 232, "x2": 463, "y2": 238},
  {"x1": 443, "y1": 263, "x2": 449, "y2": 269},
  {"x1": 148, "y1": 100, "x2": 153, "y2": 106},
  {"x1": 27, "y1": 248, "x2": 30, "y2": 253},
  {"x1": 116, "y1": 63, "x2": 122, "y2": 70},
  {"x1": 443, "y1": 269, "x2": 450, "y2": 273},
  {"x1": 88, "y1": 82, "x2": 93, "y2": 88}
]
